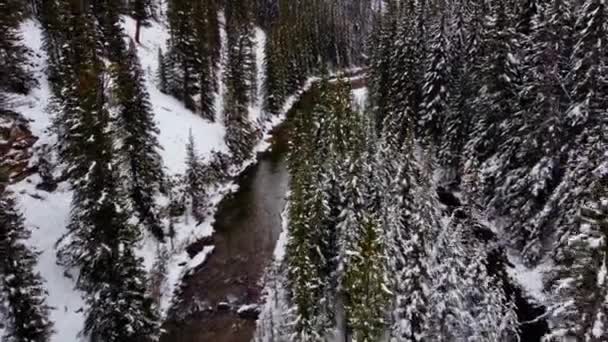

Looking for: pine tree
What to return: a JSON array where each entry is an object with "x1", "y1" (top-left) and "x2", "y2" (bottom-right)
[
  {"x1": 368, "y1": 0, "x2": 400, "y2": 135},
  {"x1": 493, "y1": 0, "x2": 575, "y2": 262},
  {"x1": 381, "y1": 143, "x2": 432, "y2": 341},
  {"x1": 0, "y1": 192, "x2": 52, "y2": 342},
  {"x1": 112, "y1": 39, "x2": 165, "y2": 241},
  {"x1": 419, "y1": 14, "x2": 450, "y2": 149},
  {"x1": 166, "y1": 0, "x2": 197, "y2": 110},
  {"x1": 0, "y1": 0, "x2": 36, "y2": 94},
  {"x1": 84, "y1": 248, "x2": 159, "y2": 342},
  {"x1": 550, "y1": 174, "x2": 608, "y2": 341},
  {"x1": 438, "y1": 5, "x2": 474, "y2": 185},
  {"x1": 285, "y1": 148, "x2": 326, "y2": 340},
  {"x1": 547, "y1": 1, "x2": 608, "y2": 338},
  {"x1": 38, "y1": 0, "x2": 67, "y2": 93},
  {"x1": 428, "y1": 210, "x2": 518, "y2": 341},
  {"x1": 462, "y1": 0, "x2": 522, "y2": 204},
  {"x1": 224, "y1": 0, "x2": 258, "y2": 163},
  {"x1": 285, "y1": 88, "x2": 332, "y2": 340},
  {"x1": 343, "y1": 213, "x2": 389, "y2": 342},
  {"x1": 91, "y1": 0, "x2": 125, "y2": 57},
  {"x1": 157, "y1": 47, "x2": 168, "y2": 93},
  {"x1": 264, "y1": 24, "x2": 288, "y2": 115},
  {"x1": 49, "y1": 3, "x2": 160, "y2": 340},
  {"x1": 184, "y1": 131, "x2": 207, "y2": 222},
  {"x1": 192, "y1": 0, "x2": 215, "y2": 122}
]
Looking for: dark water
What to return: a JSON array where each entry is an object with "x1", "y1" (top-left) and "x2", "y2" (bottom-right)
[{"x1": 160, "y1": 88, "x2": 321, "y2": 342}]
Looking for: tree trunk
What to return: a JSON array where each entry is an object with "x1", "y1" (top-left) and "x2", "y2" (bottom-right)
[{"x1": 135, "y1": 19, "x2": 141, "y2": 44}]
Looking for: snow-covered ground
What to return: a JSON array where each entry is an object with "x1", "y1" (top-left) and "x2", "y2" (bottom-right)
[
  {"x1": 7, "y1": 20, "x2": 86, "y2": 342},
  {"x1": 507, "y1": 252, "x2": 552, "y2": 304},
  {"x1": 352, "y1": 87, "x2": 368, "y2": 112},
  {"x1": 121, "y1": 15, "x2": 228, "y2": 175}
]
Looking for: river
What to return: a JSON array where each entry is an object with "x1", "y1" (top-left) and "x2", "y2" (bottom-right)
[{"x1": 160, "y1": 84, "x2": 325, "y2": 342}]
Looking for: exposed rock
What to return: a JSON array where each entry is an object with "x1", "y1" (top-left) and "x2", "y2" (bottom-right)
[
  {"x1": 437, "y1": 186, "x2": 462, "y2": 207},
  {"x1": 36, "y1": 179, "x2": 58, "y2": 192},
  {"x1": 186, "y1": 235, "x2": 215, "y2": 258},
  {"x1": 0, "y1": 109, "x2": 38, "y2": 188},
  {"x1": 217, "y1": 302, "x2": 231, "y2": 311}
]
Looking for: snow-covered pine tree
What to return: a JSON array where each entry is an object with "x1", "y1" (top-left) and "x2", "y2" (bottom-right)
[
  {"x1": 316, "y1": 81, "x2": 362, "y2": 284},
  {"x1": 368, "y1": 0, "x2": 402, "y2": 135},
  {"x1": 380, "y1": 142, "x2": 432, "y2": 341},
  {"x1": 462, "y1": 0, "x2": 522, "y2": 205},
  {"x1": 285, "y1": 108, "x2": 327, "y2": 340},
  {"x1": 50, "y1": 1, "x2": 104, "y2": 183},
  {"x1": 493, "y1": 0, "x2": 575, "y2": 262},
  {"x1": 225, "y1": 0, "x2": 257, "y2": 104},
  {"x1": 112, "y1": 39, "x2": 165, "y2": 241},
  {"x1": 428, "y1": 209, "x2": 518, "y2": 341},
  {"x1": 549, "y1": 173, "x2": 608, "y2": 341},
  {"x1": 193, "y1": 0, "x2": 216, "y2": 122},
  {"x1": 184, "y1": 131, "x2": 207, "y2": 222},
  {"x1": 206, "y1": 0, "x2": 221, "y2": 70},
  {"x1": 84, "y1": 247, "x2": 159, "y2": 342},
  {"x1": 224, "y1": 0, "x2": 258, "y2": 163},
  {"x1": 516, "y1": 0, "x2": 540, "y2": 37},
  {"x1": 0, "y1": 0, "x2": 36, "y2": 94},
  {"x1": 157, "y1": 47, "x2": 168, "y2": 93},
  {"x1": 438, "y1": 3, "x2": 474, "y2": 186},
  {"x1": 91, "y1": 0, "x2": 125, "y2": 56},
  {"x1": 166, "y1": 0, "x2": 197, "y2": 110},
  {"x1": 0, "y1": 192, "x2": 52, "y2": 342},
  {"x1": 547, "y1": 0, "x2": 608, "y2": 338},
  {"x1": 264, "y1": 24, "x2": 288, "y2": 115},
  {"x1": 334, "y1": 140, "x2": 367, "y2": 340},
  {"x1": 39, "y1": 0, "x2": 69, "y2": 95},
  {"x1": 343, "y1": 213, "x2": 389, "y2": 342},
  {"x1": 419, "y1": 13, "x2": 450, "y2": 150},
  {"x1": 50, "y1": 3, "x2": 160, "y2": 340}
]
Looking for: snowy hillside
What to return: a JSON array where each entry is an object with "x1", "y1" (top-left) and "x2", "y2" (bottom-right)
[{"x1": 5, "y1": 15, "x2": 283, "y2": 342}]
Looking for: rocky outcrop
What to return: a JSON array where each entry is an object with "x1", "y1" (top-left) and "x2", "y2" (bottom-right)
[{"x1": 0, "y1": 109, "x2": 38, "y2": 190}]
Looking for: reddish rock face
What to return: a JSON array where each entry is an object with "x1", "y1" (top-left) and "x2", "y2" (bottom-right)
[{"x1": 0, "y1": 111, "x2": 38, "y2": 187}]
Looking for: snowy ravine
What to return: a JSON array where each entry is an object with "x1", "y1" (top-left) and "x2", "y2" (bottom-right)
[{"x1": 6, "y1": 16, "x2": 299, "y2": 342}]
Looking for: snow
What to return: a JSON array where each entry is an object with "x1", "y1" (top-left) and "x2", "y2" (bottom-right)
[
  {"x1": 12, "y1": 178, "x2": 87, "y2": 342},
  {"x1": 237, "y1": 303, "x2": 260, "y2": 314},
  {"x1": 188, "y1": 246, "x2": 215, "y2": 270},
  {"x1": 273, "y1": 198, "x2": 290, "y2": 261},
  {"x1": 598, "y1": 258, "x2": 607, "y2": 286},
  {"x1": 506, "y1": 252, "x2": 552, "y2": 303},
  {"x1": 592, "y1": 313, "x2": 605, "y2": 338},
  {"x1": 352, "y1": 87, "x2": 368, "y2": 111},
  {"x1": 249, "y1": 27, "x2": 267, "y2": 124},
  {"x1": 6, "y1": 20, "x2": 86, "y2": 342},
  {"x1": 215, "y1": 11, "x2": 227, "y2": 123},
  {"x1": 121, "y1": 15, "x2": 228, "y2": 175}
]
